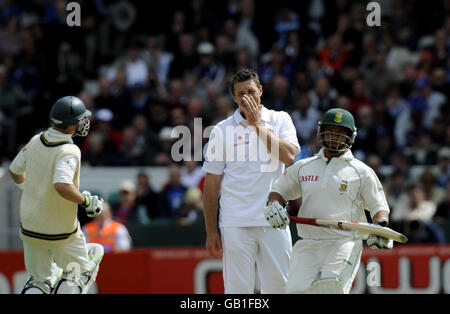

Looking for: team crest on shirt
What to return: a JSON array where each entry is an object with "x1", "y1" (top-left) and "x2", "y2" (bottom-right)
[
  {"x1": 339, "y1": 180, "x2": 349, "y2": 192},
  {"x1": 334, "y1": 112, "x2": 344, "y2": 123}
]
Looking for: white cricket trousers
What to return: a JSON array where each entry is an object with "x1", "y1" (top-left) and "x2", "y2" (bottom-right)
[
  {"x1": 22, "y1": 234, "x2": 94, "y2": 284},
  {"x1": 220, "y1": 226, "x2": 292, "y2": 294},
  {"x1": 285, "y1": 238, "x2": 363, "y2": 294}
]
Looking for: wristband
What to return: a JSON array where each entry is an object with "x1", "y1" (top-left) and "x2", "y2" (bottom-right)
[
  {"x1": 83, "y1": 195, "x2": 90, "y2": 207},
  {"x1": 374, "y1": 217, "x2": 388, "y2": 227}
]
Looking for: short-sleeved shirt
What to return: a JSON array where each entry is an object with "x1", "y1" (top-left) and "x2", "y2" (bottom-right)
[
  {"x1": 202, "y1": 107, "x2": 300, "y2": 227},
  {"x1": 10, "y1": 128, "x2": 78, "y2": 184},
  {"x1": 271, "y1": 148, "x2": 389, "y2": 240}
]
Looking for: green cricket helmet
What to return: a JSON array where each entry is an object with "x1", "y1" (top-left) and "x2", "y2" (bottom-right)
[
  {"x1": 49, "y1": 96, "x2": 92, "y2": 137},
  {"x1": 317, "y1": 108, "x2": 357, "y2": 153}
]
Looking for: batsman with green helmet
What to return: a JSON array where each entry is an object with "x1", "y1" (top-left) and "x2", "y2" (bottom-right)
[
  {"x1": 9, "y1": 96, "x2": 104, "y2": 294},
  {"x1": 264, "y1": 108, "x2": 393, "y2": 294}
]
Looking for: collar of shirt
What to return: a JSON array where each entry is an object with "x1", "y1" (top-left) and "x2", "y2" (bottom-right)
[
  {"x1": 232, "y1": 106, "x2": 271, "y2": 127},
  {"x1": 317, "y1": 148, "x2": 354, "y2": 162},
  {"x1": 45, "y1": 128, "x2": 74, "y2": 143}
]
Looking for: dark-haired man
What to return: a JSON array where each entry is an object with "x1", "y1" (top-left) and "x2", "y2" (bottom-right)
[{"x1": 202, "y1": 69, "x2": 300, "y2": 293}]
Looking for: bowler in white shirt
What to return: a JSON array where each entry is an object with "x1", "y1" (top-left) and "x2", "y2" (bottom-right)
[{"x1": 202, "y1": 69, "x2": 300, "y2": 293}]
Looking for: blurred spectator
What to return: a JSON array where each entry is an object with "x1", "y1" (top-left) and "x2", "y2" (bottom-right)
[
  {"x1": 154, "y1": 126, "x2": 176, "y2": 166},
  {"x1": 164, "y1": 79, "x2": 189, "y2": 109},
  {"x1": 259, "y1": 45, "x2": 295, "y2": 84},
  {"x1": 215, "y1": 33, "x2": 235, "y2": 72},
  {"x1": 113, "y1": 180, "x2": 150, "y2": 226},
  {"x1": 83, "y1": 202, "x2": 132, "y2": 253},
  {"x1": 335, "y1": 13, "x2": 363, "y2": 67},
  {"x1": 169, "y1": 32, "x2": 197, "y2": 79},
  {"x1": 109, "y1": 70, "x2": 133, "y2": 129},
  {"x1": 181, "y1": 160, "x2": 204, "y2": 188},
  {"x1": 426, "y1": 28, "x2": 450, "y2": 68},
  {"x1": 108, "y1": 126, "x2": 150, "y2": 166},
  {"x1": 263, "y1": 74, "x2": 294, "y2": 111},
  {"x1": 0, "y1": 15, "x2": 23, "y2": 56},
  {"x1": 382, "y1": 34, "x2": 418, "y2": 81},
  {"x1": 385, "y1": 87, "x2": 409, "y2": 120},
  {"x1": 135, "y1": 172, "x2": 160, "y2": 219},
  {"x1": 394, "y1": 96, "x2": 428, "y2": 148},
  {"x1": 142, "y1": 35, "x2": 173, "y2": 86},
  {"x1": 349, "y1": 78, "x2": 371, "y2": 114},
  {"x1": 54, "y1": 41, "x2": 83, "y2": 94},
  {"x1": 366, "y1": 154, "x2": 386, "y2": 183},
  {"x1": 431, "y1": 67, "x2": 450, "y2": 100},
  {"x1": 194, "y1": 42, "x2": 226, "y2": 87},
  {"x1": 391, "y1": 183, "x2": 437, "y2": 223},
  {"x1": 390, "y1": 151, "x2": 411, "y2": 179},
  {"x1": 307, "y1": 76, "x2": 337, "y2": 112},
  {"x1": 223, "y1": 18, "x2": 259, "y2": 60},
  {"x1": 435, "y1": 182, "x2": 450, "y2": 223},
  {"x1": 404, "y1": 132, "x2": 438, "y2": 166},
  {"x1": 436, "y1": 147, "x2": 450, "y2": 188},
  {"x1": 177, "y1": 187, "x2": 204, "y2": 226},
  {"x1": 290, "y1": 93, "x2": 320, "y2": 145},
  {"x1": 212, "y1": 95, "x2": 234, "y2": 125},
  {"x1": 82, "y1": 108, "x2": 122, "y2": 166},
  {"x1": 413, "y1": 76, "x2": 447, "y2": 130},
  {"x1": 94, "y1": 78, "x2": 119, "y2": 119},
  {"x1": 273, "y1": 5, "x2": 300, "y2": 46},
  {"x1": 419, "y1": 169, "x2": 446, "y2": 205},
  {"x1": 352, "y1": 106, "x2": 377, "y2": 156},
  {"x1": 122, "y1": 42, "x2": 149, "y2": 88},
  {"x1": 318, "y1": 33, "x2": 349, "y2": 76},
  {"x1": 0, "y1": 64, "x2": 21, "y2": 159},
  {"x1": 386, "y1": 170, "x2": 407, "y2": 209},
  {"x1": 400, "y1": 219, "x2": 446, "y2": 244},
  {"x1": 364, "y1": 51, "x2": 397, "y2": 98},
  {"x1": 159, "y1": 164, "x2": 188, "y2": 218},
  {"x1": 397, "y1": 63, "x2": 419, "y2": 98},
  {"x1": 129, "y1": 82, "x2": 151, "y2": 116}
]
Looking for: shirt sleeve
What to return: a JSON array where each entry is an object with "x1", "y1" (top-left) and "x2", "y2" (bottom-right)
[
  {"x1": 278, "y1": 112, "x2": 301, "y2": 154},
  {"x1": 202, "y1": 126, "x2": 226, "y2": 175},
  {"x1": 9, "y1": 147, "x2": 27, "y2": 175},
  {"x1": 115, "y1": 225, "x2": 132, "y2": 251},
  {"x1": 271, "y1": 162, "x2": 302, "y2": 201},
  {"x1": 361, "y1": 168, "x2": 390, "y2": 218},
  {"x1": 53, "y1": 155, "x2": 78, "y2": 184}
]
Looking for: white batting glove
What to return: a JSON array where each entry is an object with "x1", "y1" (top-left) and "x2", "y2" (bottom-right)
[
  {"x1": 367, "y1": 235, "x2": 394, "y2": 250},
  {"x1": 264, "y1": 201, "x2": 290, "y2": 229},
  {"x1": 81, "y1": 191, "x2": 104, "y2": 218}
]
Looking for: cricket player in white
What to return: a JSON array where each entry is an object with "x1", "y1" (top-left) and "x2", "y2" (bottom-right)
[
  {"x1": 9, "y1": 96, "x2": 104, "y2": 294},
  {"x1": 264, "y1": 108, "x2": 393, "y2": 294},
  {"x1": 202, "y1": 69, "x2": 300, "y2": 293}
]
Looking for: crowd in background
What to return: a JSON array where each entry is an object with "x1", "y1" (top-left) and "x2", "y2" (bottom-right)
[{"x1": 0, "y1": 0, "x2": 449, "y2": 243}]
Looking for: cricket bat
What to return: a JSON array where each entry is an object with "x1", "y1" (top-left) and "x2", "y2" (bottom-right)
[{"x1": 289, "y1": 216, "x2": 408, "y2": 243}]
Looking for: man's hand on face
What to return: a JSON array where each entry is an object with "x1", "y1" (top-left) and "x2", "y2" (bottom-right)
[{"x1": 241, "y1": 94, "x2": 262, "y2": 127}]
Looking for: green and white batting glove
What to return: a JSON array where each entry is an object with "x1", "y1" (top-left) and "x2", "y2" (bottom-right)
[
  {"x1": 367, "y1": 220, "x2": 394, "y2": 250},
  {"x1": 80, "y1": 191, "x2": 104, "y2": 218},
  {"x1": 264, "y1": 201, "x2": 290, "y2": 229}
]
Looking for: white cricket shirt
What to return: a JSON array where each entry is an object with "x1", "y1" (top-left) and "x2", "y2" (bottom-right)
[
  {"x1": 271, "y1": 148, "x2": 389, "y2": 240},
  {"x1": 202, "y1": 106, "x2": 300, "y2": 227},
  {"x1": 10, "y1": 128, "x2": 78, "y2": 184}
]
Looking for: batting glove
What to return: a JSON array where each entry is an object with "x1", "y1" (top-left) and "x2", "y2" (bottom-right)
[
  {"x1": 367, "y1": 220, "x2": 393, "y2": 250},
  {"x1": 264, "y1": 201, "x2": 290, "y2": 229},
  {"x1": 80, "y1": 191, "x2": 104, "y2": 218}
]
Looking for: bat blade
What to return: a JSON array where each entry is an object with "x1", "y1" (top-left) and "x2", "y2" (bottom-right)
[{"x1": 290, "y1": 216, "x2": 408, "y2": 243}]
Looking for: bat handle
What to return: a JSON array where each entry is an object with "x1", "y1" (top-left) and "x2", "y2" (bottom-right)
[{"x1": 289, "y1": 216, "x2": 318, "y2": 226}]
